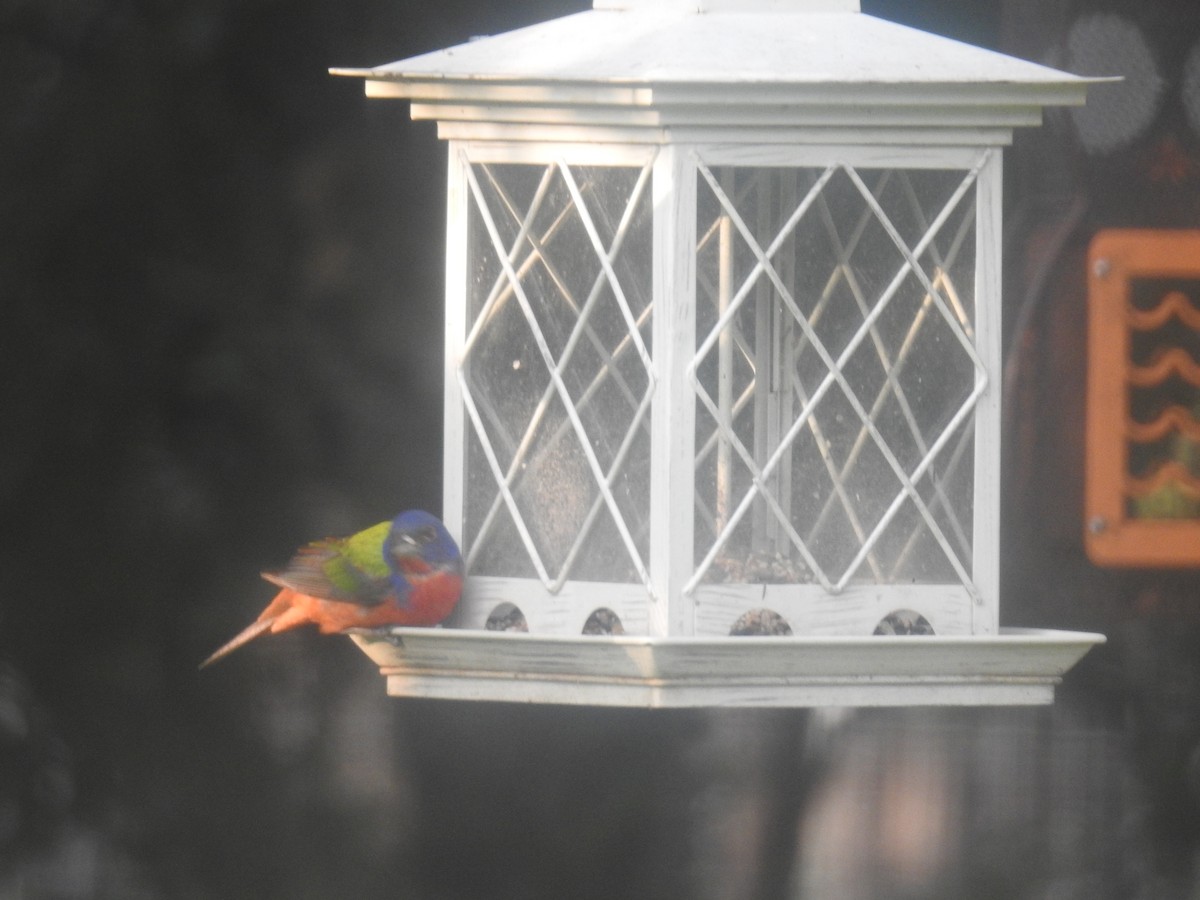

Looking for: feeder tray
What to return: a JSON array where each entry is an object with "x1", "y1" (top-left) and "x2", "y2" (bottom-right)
[{"x1": 350, "y1": 627, "x2": 1105, "y2": 708}]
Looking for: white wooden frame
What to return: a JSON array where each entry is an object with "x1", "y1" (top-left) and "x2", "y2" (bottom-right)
[
  {"x1": 443, "y1": 138, "x2": 1002, "y2": 639},
  {"x1": 444, "y1": 140, "x2": 661, "y2": 635}
]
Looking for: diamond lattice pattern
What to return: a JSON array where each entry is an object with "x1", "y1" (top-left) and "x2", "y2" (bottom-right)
[
  {"x1": 691, "y1": 164, "x2": 982, "y2": 594},
  {"x1": 461, "y1": 160, "x2": 655, "y2": 590}
]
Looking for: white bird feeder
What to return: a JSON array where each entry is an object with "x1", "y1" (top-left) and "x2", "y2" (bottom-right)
[{"x1": 336, "y1": 0, "x2": 1105, "y2": 706}]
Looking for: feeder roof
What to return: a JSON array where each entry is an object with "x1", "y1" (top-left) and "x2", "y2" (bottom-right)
[
  {"x1": 334, "y1": 0, "x2": 1106, "y2": 141},
  {"x1": 347, "y1": 6, "x2": 1084, "y2": 92}
]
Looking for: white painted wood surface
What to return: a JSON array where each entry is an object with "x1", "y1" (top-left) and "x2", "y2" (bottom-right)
[
  {"x1": 338, "y1": 10, "x2": 1093, "y2": 89},
  {"x1": 649, "y1": 143, "x2": 698, "y2": 636},
  {"x1": 441, "y1": 142, "x2": 470, "y2": 552},
  {"x1": 349, "y1": 627, "x2": 1105, "y2": 707},
  {"x1": 331, "y1": 0, "x2": 1105, "y2": 144},
  {"x1": 429, "y1": 122, "x2": 1023, "y2": 147},
  {"x1": 691, "y1": 584, "x2": 973, "y2": 636},
  {"x1": 972, "y1": 148, "x2": 1004, "y2": 635},
  {"x1": 595, "y1": 0, "x2": 860, "y2": 12},
  {"x1": 456, "y1": 577, "x2": 974, "y2": 638},
  {"x1": 453, "y1": 576, "x2": 654, "y2": 635}
]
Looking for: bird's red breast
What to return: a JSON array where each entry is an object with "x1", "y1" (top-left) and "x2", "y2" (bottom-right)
[{"x1": 263, "y1": 569, "x2": 463, "y2": 635}]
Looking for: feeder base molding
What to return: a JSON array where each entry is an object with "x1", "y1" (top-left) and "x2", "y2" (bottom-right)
[{"x1": 349, "y1": 627, "x2": 1104, "y2": 708}]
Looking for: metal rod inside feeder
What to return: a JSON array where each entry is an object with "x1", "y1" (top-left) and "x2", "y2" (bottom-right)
[{"x1": 717, "y1": 200, "x2": 735, "y2": 535}]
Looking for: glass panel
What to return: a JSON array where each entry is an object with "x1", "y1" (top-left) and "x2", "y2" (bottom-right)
[
  {"x1": 693, "y1": 163, "x2": 979, "y2": 591},
  {"x1": 461, "y1": 161, "x2": 653, "y2": 586}
]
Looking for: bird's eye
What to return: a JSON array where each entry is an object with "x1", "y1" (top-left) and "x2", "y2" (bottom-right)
[{"x1": 414, "y1": 525, "x2": 438, "y2": 544}]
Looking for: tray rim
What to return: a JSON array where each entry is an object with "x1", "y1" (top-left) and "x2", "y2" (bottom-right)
[{"x1": 348, "y1": 626, "x2": 1106, "y2": 708}]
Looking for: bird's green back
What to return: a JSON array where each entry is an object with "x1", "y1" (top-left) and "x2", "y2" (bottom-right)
[
  {"x1": 265, "y1": 519, "x2": 395, "y2": 604},
  {"x1": 323, "y1": 520, "x2": 393, "y2": 595}
]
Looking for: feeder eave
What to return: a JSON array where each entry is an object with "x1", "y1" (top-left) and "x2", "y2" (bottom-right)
[
  {"x1": 346, "y1": 74, "x2": 1096, "y2": 111},
  {"x1": 334, "y1": 74, "x2": 1089, "y2": 143},
  {"x1": 331, "y1": 7, "x2": 1104, "y2": 112}
]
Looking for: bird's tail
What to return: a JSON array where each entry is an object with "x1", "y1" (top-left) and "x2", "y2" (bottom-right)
[{"x1": 199, "y1": 617, "x2": 277, "y2": 669}]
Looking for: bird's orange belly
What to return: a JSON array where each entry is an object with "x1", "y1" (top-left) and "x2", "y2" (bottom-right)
[{"x1": 287, "y1": 573, "x2": 463, "y2": 634}]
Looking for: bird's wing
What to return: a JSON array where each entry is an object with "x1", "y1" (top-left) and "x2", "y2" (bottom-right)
[{"x1": 262, "y1": 521, "x2": 395, "y2": 606}]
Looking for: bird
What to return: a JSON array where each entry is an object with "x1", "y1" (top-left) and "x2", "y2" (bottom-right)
[{"x1": 200, "y1": 510, "x2": 464, "y2": 668}]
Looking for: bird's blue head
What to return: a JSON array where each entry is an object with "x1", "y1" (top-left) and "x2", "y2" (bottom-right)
[{"x1": 385, "y1": 510, "x2": 464, "y2": 581}]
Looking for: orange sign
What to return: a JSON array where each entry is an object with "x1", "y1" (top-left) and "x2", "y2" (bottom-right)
[{"x1": 1086, "y1": 230, "x2": 1200, "y2": 566}]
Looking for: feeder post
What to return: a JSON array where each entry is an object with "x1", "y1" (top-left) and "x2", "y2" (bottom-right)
[
  {"x1": 972, "y1": 149, "x2": 1005, "y2": 634},
  {"x1": 442, "y1": 142, "x2": 471, "y2": 553},
  {"x1": 650, "y1": 144, "x2": 698, "y2": 636}
]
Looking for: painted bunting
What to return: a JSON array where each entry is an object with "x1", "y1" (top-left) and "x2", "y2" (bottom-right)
[{"x1": 201, "y1": 510, "x2": 464, "y2": 668}]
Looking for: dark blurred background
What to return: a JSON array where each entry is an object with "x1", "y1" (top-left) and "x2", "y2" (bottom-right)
[{"x1": 3, "y1": 0, "x2": 1200, "y2": 897}]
